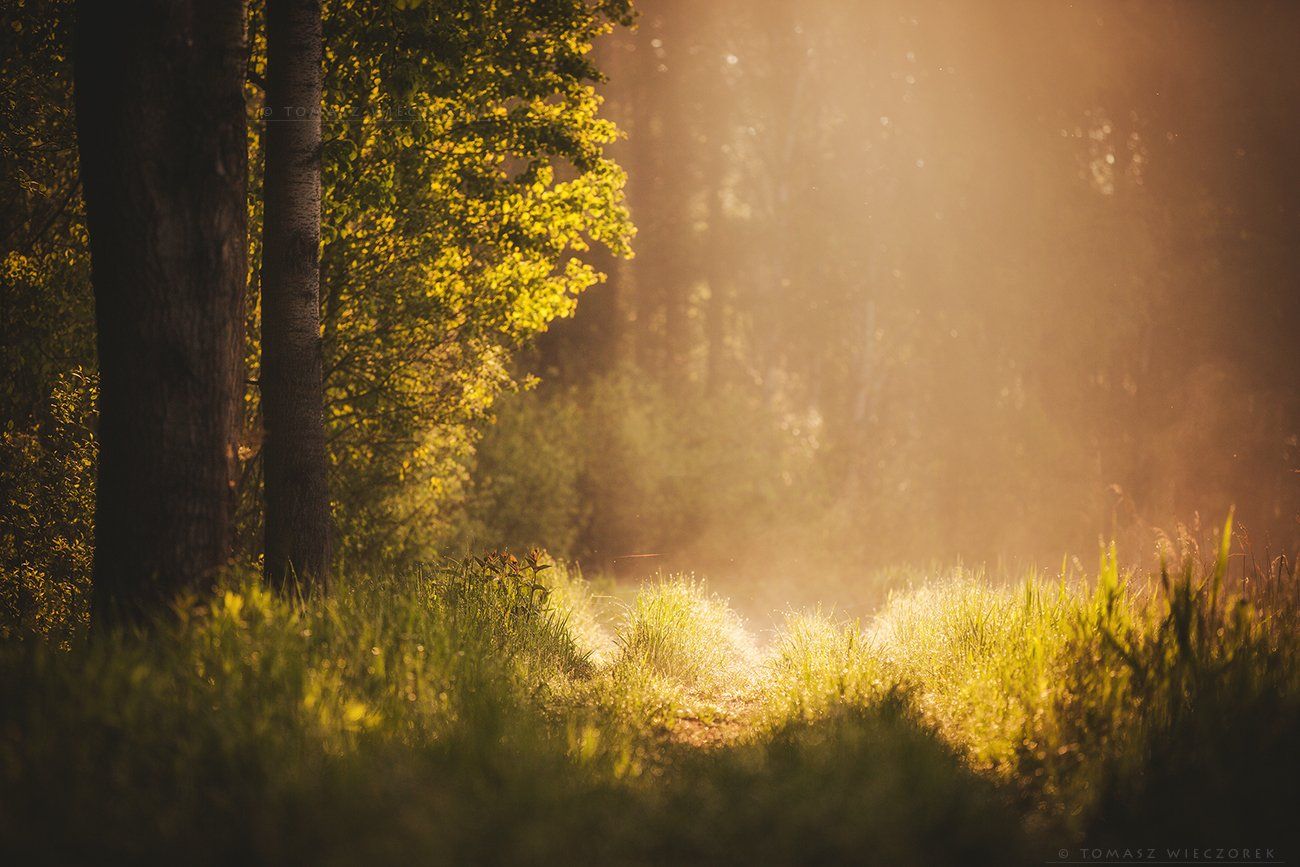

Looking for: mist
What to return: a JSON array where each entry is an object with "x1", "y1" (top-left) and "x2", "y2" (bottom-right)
[{"x1": 471, "y1": 0, "x2": 1300, "y2": 599}]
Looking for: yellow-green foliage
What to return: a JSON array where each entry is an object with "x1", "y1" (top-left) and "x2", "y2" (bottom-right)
[
  {"x1": 276, "y1": 0, "x2": 635, "y2": 566},
  {"x1": 0, "y1": 0, "x2": 638, "y2": 580}
]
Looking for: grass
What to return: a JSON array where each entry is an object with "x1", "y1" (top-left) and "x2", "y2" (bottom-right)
[
  {"x1": 1, "y1": 529, "x2": 1297, "y2": 864},
  {"x1": 613, "y1": 578, "x2": 757, "y2": 695}
]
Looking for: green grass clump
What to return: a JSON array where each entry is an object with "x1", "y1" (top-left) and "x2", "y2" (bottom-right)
[
  {"x1": 612, "y1": 578, "x2": 757, "y2": 695},
  {"x1": 763, "y1": 608, "x2": 881, "y2": 721},
  {"x1": 1031, "y1": 541, "x2": 1300, "y2": 844},
  {"x1": 560, "y1": 579, "x2": 761, "y2": 751},
  {"x1": 756, "y1": 520, "x2": 1300, "y2": 850},
  {"x1": 867, "y1": 570, "x2": 1074, "y2": 771}
]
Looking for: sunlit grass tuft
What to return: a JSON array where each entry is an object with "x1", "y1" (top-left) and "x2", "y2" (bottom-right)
[
  {"x1": 865, "y1": 570, "x2": 1074, "y2": 771},
  {"x1": 612, "y1": 578, "x2": 758, "y2": 695},
  {"x1": 762, "y1": 608, "x2": 881, "y2": 722}
]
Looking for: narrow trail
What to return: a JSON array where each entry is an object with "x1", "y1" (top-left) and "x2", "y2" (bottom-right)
[{"x1": 667, "y1": 693, "x2": 763, "y2": 750}]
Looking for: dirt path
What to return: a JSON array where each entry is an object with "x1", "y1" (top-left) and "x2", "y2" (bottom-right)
[{"x1": 668, "y1": 693, "x2": 762, "y2": 750}]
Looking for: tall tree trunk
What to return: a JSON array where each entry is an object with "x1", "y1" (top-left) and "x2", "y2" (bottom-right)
[
  {"x1": 704, "y1": 191, "x2": 731, "y2": 397},
  {"x1": 262, "y1": 0, "x2": 330, "y2": 592},
  {"x1": 74, "y1": 0, "x2": 249, "y2": 625}
]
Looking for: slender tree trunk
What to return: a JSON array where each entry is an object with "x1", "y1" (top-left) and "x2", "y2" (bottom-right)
[
  {"x1": 703, "y1": 262, "x2": 731, "y2": 397},
  {"x1": 74, "y1": 0, "x2": 249, "y2": 625},
  {"x1": 262, "y1": 0, "x2": 330, "y2": 592}
]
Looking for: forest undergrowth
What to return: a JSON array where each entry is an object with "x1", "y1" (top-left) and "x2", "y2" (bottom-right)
[{"x1": 2, "y1": 521, "x2": 1297, "y2": 865}]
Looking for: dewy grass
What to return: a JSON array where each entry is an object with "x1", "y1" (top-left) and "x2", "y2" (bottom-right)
[
  {"x1": 1, "y1": 531, "x2": 1298, "y2": 863},
  {"x1": 762, "y1": 608, "x2": 882, "y2": 722},
  {"x1": 611, "y1": 578, "x2": 758, "y2": 695},
  {"x1": 865, "y1": 572, "x2": 1076, "y2": 771}
]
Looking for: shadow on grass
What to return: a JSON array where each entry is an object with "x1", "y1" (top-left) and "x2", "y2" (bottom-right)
[{"x1": 637, "y1": 694, "x2": 1036, "y2": 866}]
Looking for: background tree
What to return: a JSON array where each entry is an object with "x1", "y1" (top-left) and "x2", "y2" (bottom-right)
[
  {"x1": 261, "y1": 0, "x2": 331, "y2": 591},
  {"x1": 238, "y1": 0, "x2": 634, "y2": 567},
  {"x1": 74, "y1": 0, "x2": 249, "y2": 623}
]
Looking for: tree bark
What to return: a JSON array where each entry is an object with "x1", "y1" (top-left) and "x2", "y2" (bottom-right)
[
  {"x1": 262, "y1": 0, "x2": 330, "y2": 592},
  {"x1": 74, "y1": 0, "x2": 249, "y2": 625}
]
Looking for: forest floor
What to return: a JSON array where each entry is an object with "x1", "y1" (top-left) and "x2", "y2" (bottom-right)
[{"x1": 1, "y1": 552, "x2": 1298, "y2": 865}]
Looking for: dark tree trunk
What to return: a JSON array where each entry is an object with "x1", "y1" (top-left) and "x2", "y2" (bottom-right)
[
  {"x1": 261, "y1": 0, "x2": 330, "y2": 592},
  {"x1": 74, "y1": 0, "x2": 249, "y2": 625}
]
